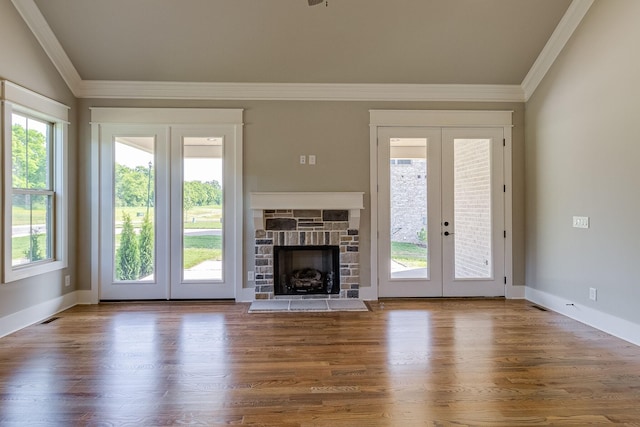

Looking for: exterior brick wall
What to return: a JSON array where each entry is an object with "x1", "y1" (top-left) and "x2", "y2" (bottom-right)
[
  {"x1": 254, "y1": 210, "x2": 359, "y2": 299},
  {"x1": 390, "y1": 159, "x2": 427, "y2": 245},
  {"x1": 453, "y1": 139, "x2": 492, "y2": 278}
]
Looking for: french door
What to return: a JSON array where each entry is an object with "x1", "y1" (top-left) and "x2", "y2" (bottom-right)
[
  {"x1": 378, "y1": 126, "x2": 505, "y2": 297},
  {"x1": 98, "y1": 123, "x2": 239, "y2": 300}
]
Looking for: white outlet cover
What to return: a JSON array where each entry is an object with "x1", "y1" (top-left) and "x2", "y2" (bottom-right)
[
  {"x1": 309, "y1": 155, "x2": 316, "y2": 165},
  {"x1": 299, "y1": 155, "x2": 306, "y2": 164}
]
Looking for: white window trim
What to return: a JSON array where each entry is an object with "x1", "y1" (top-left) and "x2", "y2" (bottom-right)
[{"x1": 1, "y1": 81, "x2": 69, "y2": 282}]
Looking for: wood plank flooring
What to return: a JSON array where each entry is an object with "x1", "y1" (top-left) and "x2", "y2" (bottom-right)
[{"x1": 0, "y1": 299, "x2": 639, "y2": 426}]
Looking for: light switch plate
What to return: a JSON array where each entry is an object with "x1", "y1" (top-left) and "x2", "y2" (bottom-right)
[
  {"x1": 572, "y1": 216, "x2": 589, "y2": 229},
  {"x1": 309, "y1": 155, "x2": 316, "y2": 165}
]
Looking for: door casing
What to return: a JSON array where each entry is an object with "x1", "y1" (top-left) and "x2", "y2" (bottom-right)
[
  {"x1": 89, "y1": 108, "x2": 246, "y2": 302},
  {"x1": 367, "y1": 110, "x2": 516, "y2": 300}
]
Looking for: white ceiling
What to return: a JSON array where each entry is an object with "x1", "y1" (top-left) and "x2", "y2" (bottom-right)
[{"x1": 13, "y1": 0, "x2": 593, "y2": 101}]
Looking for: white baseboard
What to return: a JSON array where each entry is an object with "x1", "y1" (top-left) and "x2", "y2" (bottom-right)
[
  {"x1": 525, "y1": 287, "x2": 640, "y2": 347},
  {"x1": 0, "y1": 291, "x2": 79, "y2": 338}
]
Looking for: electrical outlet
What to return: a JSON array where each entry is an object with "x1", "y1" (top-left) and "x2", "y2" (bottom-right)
[
  {"x1": 309, "y1": 155, "x2": 316, "y2": 165},
  {"x1": 247, "y1": 271, "x2": 254, "y2": 281},
  {"x1": 299, "y1": 155, "x2": 306, "y2": 165},
  {"x1": 65, "y1": 275, "x2": 71, "y2": 287},
  {"x1": 589, "y1": 287, "x2": 597, "y2": 301}
]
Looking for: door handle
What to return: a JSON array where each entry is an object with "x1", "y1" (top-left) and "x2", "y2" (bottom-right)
[{"x1": 444, "y1": 231, "x2": 454, "y2": 236}]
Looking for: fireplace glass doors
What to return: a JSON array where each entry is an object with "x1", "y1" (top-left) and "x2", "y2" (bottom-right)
[{"x1": 274, "y1": 246, "x2": 340, "y2": 296}]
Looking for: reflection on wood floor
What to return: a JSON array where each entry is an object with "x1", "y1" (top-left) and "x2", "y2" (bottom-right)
[{"x1": 1, "y1": 299, "x2": 639, "y2": 426}]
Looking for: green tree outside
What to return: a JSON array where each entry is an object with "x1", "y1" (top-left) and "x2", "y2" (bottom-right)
[
  {"x1": 12, "y1": 123, "x2": 48, "y2": 190},
  {"x1": 139, "y1": 213, "x2": 154, "y2": 278},
  {"x1": 116, "y1": 212, "x2": 140, "y2": 280}
]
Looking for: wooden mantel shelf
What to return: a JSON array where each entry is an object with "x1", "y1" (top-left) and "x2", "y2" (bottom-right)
[{"x1": 249, "y1": 192, "x2": 364, "y2": 230}]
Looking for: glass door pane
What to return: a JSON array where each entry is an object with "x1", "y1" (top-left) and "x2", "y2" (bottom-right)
[
  {"x1": 113, "y1": 137, "x2": 155, "y2": 282},
  {"x1": 453, "y1": 138, "x2": 492, "y2": 279},
  {"x1": 182, "y1": 137, "x2": 223, "y2": 282},
  {"x1": 390, "y1": 138, "x2": 428, "y2": 279}
]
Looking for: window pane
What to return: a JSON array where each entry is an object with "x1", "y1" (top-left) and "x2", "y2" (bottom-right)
[
  {"x1": 454, "y1": 138, "x2": 492, "y2": 279},
  {"x1": 113, "y1": 137, "x2": 155, "y2": 282},
  {"x1": 183, "y1": 136, "x2": 223, "y2": 281},
  {"x1": 389, "y1": 138, "x2": 428, "y2": 279},
  {"x1": 11, "y1": 114, "x2": 51, "y2": 190},
  {"x1": 12, "y1": 194, "x2": 52, "y2": 266}
]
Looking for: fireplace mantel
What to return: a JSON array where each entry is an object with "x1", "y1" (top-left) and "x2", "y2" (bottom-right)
[{"x1": 250, "y1": 192, "x2": 364, "y2": 230}]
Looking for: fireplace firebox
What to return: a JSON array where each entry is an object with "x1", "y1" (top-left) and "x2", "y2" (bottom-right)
[{"x1": 273, "y1": 245, "x2": 340, "y2": 295}]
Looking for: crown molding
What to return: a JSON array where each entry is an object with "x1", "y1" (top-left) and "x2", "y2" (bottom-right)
[
  {"x1": 77, "y1": 80, "x2": 524, "y2": 102},
  {"x1": 14, "y1": 0, "x2": 592, "y2": 103},
  {"x1": 521, "y1": 0, "x2": 595, "y2": 101},
  {"x1": 11, "y1": 0, "x2": 82, "y2": 96}
]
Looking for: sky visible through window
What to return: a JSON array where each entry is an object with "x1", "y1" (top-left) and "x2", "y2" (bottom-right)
[{"x1": 116, "y1": 142, "x2": 222, "y2": 184}]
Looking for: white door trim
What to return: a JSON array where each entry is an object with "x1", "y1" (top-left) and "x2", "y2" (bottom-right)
[{"x1": 368, "y1": 110, "x2": 514, "y2": 301}]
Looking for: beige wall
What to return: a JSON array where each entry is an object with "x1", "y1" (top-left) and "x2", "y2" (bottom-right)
[
  {"x1": 525, "y1": 0, "x2": 640, "y2": 323},
  {"x1": 0, "y1": 0, "x2": 77, "y2": 318},
  {"x1": 77, "y1": 99, "x2": 525, "y2": 294},
  {"x1": 1, "y1": 0, "x2": 526, "y2": 315}
]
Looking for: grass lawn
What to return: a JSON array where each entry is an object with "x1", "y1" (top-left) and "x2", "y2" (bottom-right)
[
  {"x1": 183, "y1": 221, "x2": 222, "y2": 229},
  {"x1": 12, "y1": 207, "x2": 47, "y2": 226},
  {"x1": 114, "y1": 205, "x2": 222, "y2": 228},
  {"x1": 391, "y1": 241, "x2": 428, "y2": 268},
  {"x1": 183, "y1": 235, "x2": 222, "y2": 269}
]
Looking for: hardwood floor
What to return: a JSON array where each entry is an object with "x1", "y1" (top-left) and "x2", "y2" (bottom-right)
[{"x1": 0, "y1": 299, "x2": 639, "y2": 426}]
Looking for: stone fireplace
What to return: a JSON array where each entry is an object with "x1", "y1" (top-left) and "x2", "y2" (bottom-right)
[{"x1": 250, "y1": 192, "x2": 364, "y2": 300}]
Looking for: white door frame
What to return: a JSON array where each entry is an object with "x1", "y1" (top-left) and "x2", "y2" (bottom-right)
[
  {"x1": 367, "y1": 110, "x2": 516, "y2": 300},
  {"x1": 89, "y1": 108, "x2": 247, "y2": 302}
]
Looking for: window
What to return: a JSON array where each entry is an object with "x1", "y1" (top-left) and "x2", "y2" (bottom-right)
[
  {"x1": 2, "y1": 81, "x2": 68, "y2": 282},
  {"x1": 11, "y1": 113, "x2": 54, "y2": 266}
]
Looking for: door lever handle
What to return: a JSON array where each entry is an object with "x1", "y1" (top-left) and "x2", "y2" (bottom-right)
[{"x1": 444, "y1": 231, "x2": 454, "y2": 236}]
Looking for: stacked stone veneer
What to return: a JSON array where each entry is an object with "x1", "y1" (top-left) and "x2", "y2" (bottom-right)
[{"x1": 254, "y1": 209, "x2": 359, "y2": 299}]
